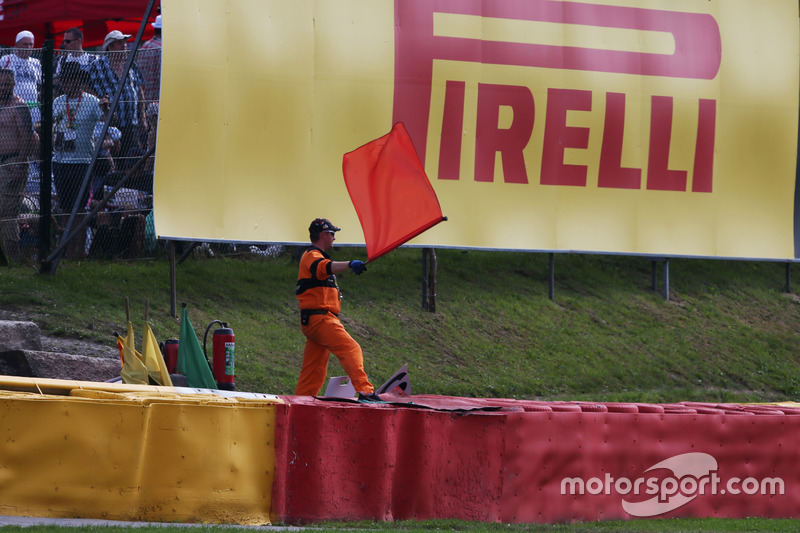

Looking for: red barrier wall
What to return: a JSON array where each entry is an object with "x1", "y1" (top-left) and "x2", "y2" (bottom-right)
[
  {"x1": 272, "y1": 398, "x2": 509, "y2": 523},
  {"x1": 271, "y1": 395, "x2": 800, "y2": 524}
]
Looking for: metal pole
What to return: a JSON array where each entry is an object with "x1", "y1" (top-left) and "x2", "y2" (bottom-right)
[
  {"x1": 177, "y1": 241, "x2": 199, "y2": 264},
  {"x1": 38, "y1": 40, "x2": 54, "y2": 263},
  {"x1": 548, "y1": 253, "x2": 555, "y2": 301},
  {"x1": 170, "y1": 241, "x2": 177, "y2": 318},
  {"x1": 786, "y1": 262, "x2": 792, "y2": 293},
  {"x1": 421, "y1": 248, "x2": 429, "y2": 311},
  {"x1": 663, "y1": 259, "x2": 670, "y2": 301},
  {"x1": 427, "y1": 248, "x2": 437, "y2": 313}
]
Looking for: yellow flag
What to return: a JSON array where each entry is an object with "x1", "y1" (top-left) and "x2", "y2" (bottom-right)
[
  {"x1": 120, "y1": 321, "x2": 148, "y2": 385},
  {"x1": 143, "y1": 323, "x2": 173, "y2": 386}
]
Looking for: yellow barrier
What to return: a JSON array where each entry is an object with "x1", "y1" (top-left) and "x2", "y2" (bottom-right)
[{"x1": 0, "y1": 377, "x2": 281, "y2": 525}]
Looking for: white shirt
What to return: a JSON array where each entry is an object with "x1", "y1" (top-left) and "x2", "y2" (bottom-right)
[
  {"x1": 0, "y1": 53, "x2": 42, "y2": 103},
  {"x1": 55, "y1": 53, "x2": 97, "y2": 77}
]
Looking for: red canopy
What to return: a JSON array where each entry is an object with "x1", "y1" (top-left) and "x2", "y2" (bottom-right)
[{"x1": 0, "y1": 0, "x2": 159, "y2": 48}]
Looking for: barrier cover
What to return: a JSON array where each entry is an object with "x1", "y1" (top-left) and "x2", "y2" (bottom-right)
[
  {"x1": 155, "y1": 0, "x2": 799, "y2": 259},
  {"x1": 0, "y1": 379, "x2": 280, "y2": 525},
  {"x1": 272, "y1": 396, "x2": 800, "y2": 524},
  {"x1": 0, "y1": 380, "x2": 797, "y2": 525}
]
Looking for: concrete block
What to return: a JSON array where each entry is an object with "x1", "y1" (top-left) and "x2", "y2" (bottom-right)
[
  {"x1": 0, "y1": 321, "x2": 42, "y2": 352},
  {"x1": 0, "y1": 350, "x2": 119, "y2": 382}
]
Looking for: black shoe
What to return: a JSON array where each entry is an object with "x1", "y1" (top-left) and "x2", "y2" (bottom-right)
[{"x1": 357, "y1": 392, "x2": 384, "y2": 402}]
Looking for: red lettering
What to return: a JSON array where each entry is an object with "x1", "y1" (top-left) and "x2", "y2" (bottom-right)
[
  {"x1": 394, "y1": 0, "x2": 721, "y2": 162},
  {"x1": 438, "y1": 80, "x2": 466, "y2": 180},
  {"x1": 598, "y1": 92, "x2": 641, "y2": 190},
  {"x1": 435, "y1": 85, "x2": 715, "y2": 193},
  {"x1": 692, "y1": 99, "x2": 716, "y2": 193},
  {"x1": 647, "y1": 96, "x2": 687, "y2": 191},
  {"x1": 474, "y1": 83, "x2": 534, "y2": 183},
  {"x1": 541, "y1": 88, "x2": 591, "y2": 187}
]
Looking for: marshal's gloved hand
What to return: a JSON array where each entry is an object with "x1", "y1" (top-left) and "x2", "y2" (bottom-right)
[{"x1": 349, "y1": 260, "x2": 367, "y2": 275}]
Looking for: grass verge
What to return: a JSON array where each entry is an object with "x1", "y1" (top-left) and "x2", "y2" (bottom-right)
[{"x1": 1, "y1": 248, "x2": 799, "y2": 403}]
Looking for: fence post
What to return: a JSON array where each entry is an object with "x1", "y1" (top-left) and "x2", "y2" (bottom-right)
[
  {"x1": 427, "y1": 248, "x2": 438, "y2": 313},
  {"x1": 785, "y1": 262, "x2": 792, "y2": 293},
  {"x1": 421, "y1": 248, "x2": 438, "y2": 312},
  {"x1": 38, "y1": 39, "x2": 54, "y2": 264},
  {"x1": 170, "y1": 241, "x2": 177, "y2": 318},
  {"x1": 421, "y1": 248, "x2": 429, "y2": 310}
]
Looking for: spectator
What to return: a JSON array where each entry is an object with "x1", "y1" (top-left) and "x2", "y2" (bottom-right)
[
  {"x1": 88, "y1": 30, "x2": 147, "y2": 172},
  {"x1": 138, "y1": 15, "x2": 162, "y2": 103},
  {"x1": 145, "y1": 102, "x2": 159, "y2": 150},
  {"x1": 0, "y1": 68, "x2": 39, "y2": 262},
  {"x1": 90, "y1": 104, "x2": 122, "y2": 202},
  {"x1": 0, "y1": 30, "x2": 42, "y2": 124},
  {"x1": 125, "y1": 101, "x2": 159, "y2": 197},
  {"x1": 54, "y1": 27, "x2": 97, "y2": 91},
  {"x1": 53, "y1": 62, "x2": 103, "y2": 215}
]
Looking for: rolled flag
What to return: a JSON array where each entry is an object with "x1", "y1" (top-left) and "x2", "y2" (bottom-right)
[{"x1": 177, "y1": 305, "x2": 217, "y2": 390}]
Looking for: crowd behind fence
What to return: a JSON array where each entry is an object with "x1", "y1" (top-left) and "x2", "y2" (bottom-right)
[{"x1": 0, "y1": 40, "x2": 162, "y2": 265}]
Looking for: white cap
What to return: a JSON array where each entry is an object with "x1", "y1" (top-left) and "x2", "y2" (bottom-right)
[
  {"x1": 103, "y1": 30, "x2": 131, "y2": 50},
  {"x1": 15, "y1": 30, "x2": 34, "y2": 43},
  {"x1": 152, "y1": 15, "x2": 162, "y2": 29}
]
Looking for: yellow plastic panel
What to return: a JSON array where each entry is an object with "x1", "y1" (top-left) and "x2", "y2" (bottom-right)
[{"x1": 0, "y1": 379, "x2": 279, "y2": 525}]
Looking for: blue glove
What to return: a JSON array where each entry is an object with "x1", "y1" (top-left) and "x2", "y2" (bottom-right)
[{"x1": 349, "y1": 260, "x2": 367, "y2": 275}]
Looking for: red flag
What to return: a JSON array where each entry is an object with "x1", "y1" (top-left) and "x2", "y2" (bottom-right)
[{"x1": 343, "y1": 122, "x2": 445, "y2": 262}]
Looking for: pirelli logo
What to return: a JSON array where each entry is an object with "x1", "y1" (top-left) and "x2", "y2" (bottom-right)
[{"x1": 393, "y1": 0, "x2": 722, "y2": 193}]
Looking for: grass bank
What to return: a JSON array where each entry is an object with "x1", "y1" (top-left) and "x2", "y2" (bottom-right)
[{"x1": 1, "y1": 248, "x2": 799, "y2": 403}]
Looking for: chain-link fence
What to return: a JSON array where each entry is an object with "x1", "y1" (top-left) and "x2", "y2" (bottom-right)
[{"x1": 0, "y1": 43, "x2": 162, "y2": 264}]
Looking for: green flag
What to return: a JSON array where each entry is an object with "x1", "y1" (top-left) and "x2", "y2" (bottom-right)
[{"x1": 177, "y1": 305, "x2": 217, "y2": 389}]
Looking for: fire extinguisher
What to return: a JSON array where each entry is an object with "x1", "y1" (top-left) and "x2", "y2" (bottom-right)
[
  {"x1": 162, "y1": 338, "x2": 179, "y2": 374},
  {"x1": 204, "y1": 320, "x2": 235, "y2": 390}
]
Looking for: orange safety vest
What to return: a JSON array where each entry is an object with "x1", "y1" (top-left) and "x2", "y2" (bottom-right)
[{"x1": 295, "y1": 246, "x2": 342, "y2": 315}]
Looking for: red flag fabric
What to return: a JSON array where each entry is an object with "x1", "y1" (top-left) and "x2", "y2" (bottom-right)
[{"x1": 343, "y1": 122, "x2": 445, "y2": 262}]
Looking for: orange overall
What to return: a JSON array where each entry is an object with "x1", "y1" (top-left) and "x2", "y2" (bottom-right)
[{"x1": 295, "y1": 246, "x2": 375, "y2": 396}]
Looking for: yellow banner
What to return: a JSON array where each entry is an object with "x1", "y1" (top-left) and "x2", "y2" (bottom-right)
[{"x1": 154, "y1": 0, "x2": 799, "y2": 259}]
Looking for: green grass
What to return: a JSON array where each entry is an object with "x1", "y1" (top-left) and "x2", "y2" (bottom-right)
[
  {"x1": 2, "y1": 250, "x2": 800, "y2": 531},
  {"x1": 2, "y1": 248, "x2": 800, "y2": 403}
]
